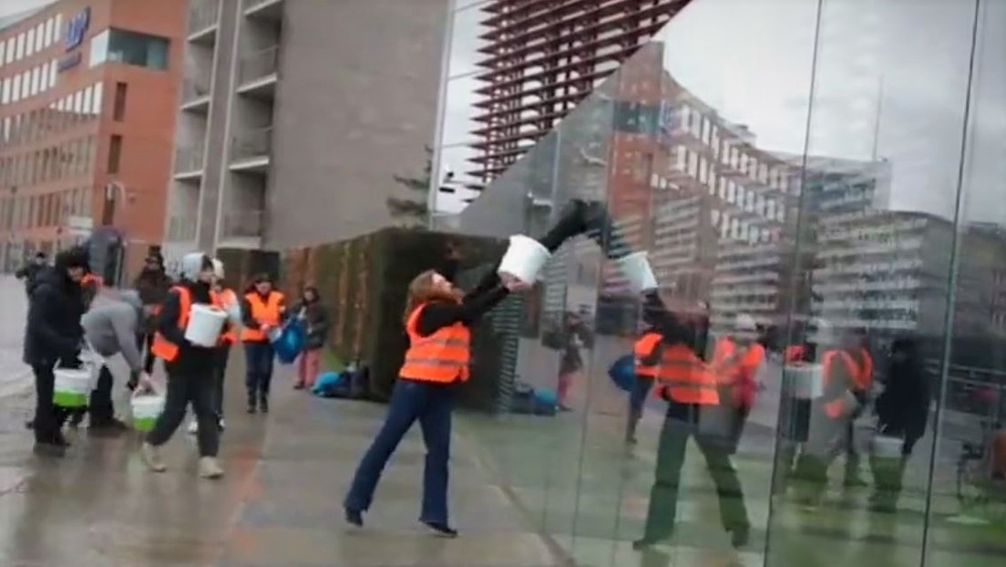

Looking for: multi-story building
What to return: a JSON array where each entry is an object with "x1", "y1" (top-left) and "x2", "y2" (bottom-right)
[
  {"x1": 0, "y1": 0, "x2": 185, "y2": 274},
  {"x1": 162, "y1": 0, "x2": 449, "y2": 268}
]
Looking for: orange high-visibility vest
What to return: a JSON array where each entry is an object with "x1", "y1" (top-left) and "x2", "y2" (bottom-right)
[
  {"x1": 214, "y1": 288, "x2": 238, "y2": 345},
  {"x1": 81, "y1": 273, "x2": 102, "y2": 288},
  {"x1": 399, "y1": 303, "x2": 471, "y2": 384},
  {"x1": 822, "y1": 349, "x2": 872, "y2": 419},
  {"x1": 241, "y1": 291, "x2": 284, "y2": 342},
  {"x1": 784, "y1": 344, "x2": 807, "y2": 364},
  {"x1": 151, "y1": 286, "x2": 222, "y2": 362},
  {"x1": 634, "y1": 332, "x2": 662, "y2": 378},
  {"x1": 711, "y1": 338, "x2": 766, "y2": 386},
  {"x1": 654, "y1": 344, "x2": 720, "y2": 405}
]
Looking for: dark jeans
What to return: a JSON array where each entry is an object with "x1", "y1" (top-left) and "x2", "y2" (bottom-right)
[
  {"x1": 214, "y1": 345, "x2": 231, "y2": 418},
  {"x1": 641, "y1": 402, "x2": 750, "y2": 541},
  {"x1": 344, "y1": 380, "x2": 454, "y2": 524},
  {"x1": 627, "y1": 376, "x2": 654, "y2": 441},
  {"x1": 32, "y1": 363, "x2": 68, "y2": 443},
  {"x1": 147, "y1": 366, "x2": 219, "y2": 457},
  {"x1": 244, "y1": 341, "x2": 274, "y2": 403},
  {"x1": 88, "y1": 365, "x2": 115, "y2": 424}
]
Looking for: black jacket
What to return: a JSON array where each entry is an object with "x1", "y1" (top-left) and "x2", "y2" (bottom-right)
[
  {"x1": 23, "y1": 265, "x2": 86, "y2": 367},
  {"x1": 134, "y1": 267, "x2": 173, "y2": 332},
  {"x1": 291, "y1": 299, "x2": 330, "y2": 350},
  {"x1": 876, "y1": 355, "x2": 930, "y2": 444},
  {"x1": 16, "y1": 262, "x2": 45, "y2": 297},
  {"x1": 156, "y1": 279, "x2": 218, "y2": 374}
]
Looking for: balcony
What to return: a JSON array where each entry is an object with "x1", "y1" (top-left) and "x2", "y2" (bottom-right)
[
  {"x1": 230, "y1": 127, "x2": 272, "y2": 172},
  {"x1": 221, "y1": 209, "x2": 264, "y2": 247},
  {"x1": 180, "y1": 79, "x2": 211, "y2": 113},
  {"x1": 187, "y1": 1, "x2": 220, "y2": 44},
  {"x1": 167, "y1": 216, "x2": 197, "y2": 242},
  {"x1": 237, "y1": 46, "x2": 279, "y2": 99},
  {"x1": 174, "y1": 145, "x2": 205, "y2": 180},
  {"x1": 244, "y1": 0, "x2": 284, "y2": 20}
]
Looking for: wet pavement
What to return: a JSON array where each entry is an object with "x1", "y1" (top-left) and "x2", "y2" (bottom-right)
[{"x1": 0, "y1": 277, "x2": 563, "y2": 567}]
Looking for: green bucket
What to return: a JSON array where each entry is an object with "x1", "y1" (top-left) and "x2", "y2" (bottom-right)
[
  {"x1": 133, "y1": 416, "x2": 158, "y2": 433},
  {"x1": 53, "y1": 390, "x2": 88, "y2": 409}
]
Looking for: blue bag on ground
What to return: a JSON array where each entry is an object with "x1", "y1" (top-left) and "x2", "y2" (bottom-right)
[
  {"x1": 312, "y1": 371, "x2": 348, "y2": 397},
  {"x1": 609, "y1": 354, "x2": 636, "y2": 393},
  {"x1": 273, "y1": 320, "x2": 306, "y2": 364}
]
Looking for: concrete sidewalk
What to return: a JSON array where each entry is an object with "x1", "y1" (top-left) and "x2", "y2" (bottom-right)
[{"x1": 0, "y1": 361, "x2": 564, "y2": 567}]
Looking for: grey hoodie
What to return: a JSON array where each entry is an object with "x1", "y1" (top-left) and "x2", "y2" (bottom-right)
[{"x1": 81, "y1": 290, "x2": 145, "y2": 373}]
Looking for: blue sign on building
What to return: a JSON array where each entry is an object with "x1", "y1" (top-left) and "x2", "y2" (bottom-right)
[{"x1": 65, "y1": 7, "x2": 91, "y2": 52}]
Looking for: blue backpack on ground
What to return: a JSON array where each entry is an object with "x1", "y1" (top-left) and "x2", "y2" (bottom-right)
[
  {"x1": 609, "y1": 354, "x2": 636, "y2": 393},
  {"x1": 312, "y1": 371, "x2": 348, "y2": 397},
  {"x1": 273, "y1": 320, "x2": 306, "y2": 364}
]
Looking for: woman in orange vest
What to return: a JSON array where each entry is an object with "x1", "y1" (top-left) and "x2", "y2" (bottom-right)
[
  {"x1": 240, "y1": 273, "x2": 285, "y2": 414},
  {"x1": 341, "y1": 207, "x2": 595, "y2": 537},
  {"x1": 635, "y1": 291, "x2": 750, "y2": 551},
  {"x1": 626, "y1": 327, "x2": 662, "y2": 444},
  {"x1": 710, "y1": 314, "x2": 766, "y2": 453},
  {"x1": 140, "y1": 253, "x2": 227, "y2": 479}
]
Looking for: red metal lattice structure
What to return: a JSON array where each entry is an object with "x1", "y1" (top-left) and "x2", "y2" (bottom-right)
[{"x1": 468, "y1": 0, "x2": 693, "y2": 188}]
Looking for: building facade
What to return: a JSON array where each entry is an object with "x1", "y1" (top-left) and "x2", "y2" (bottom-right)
[
  {"x1": 162, "y1": 0, "x2": 449, "y2": 270},
  {"x1": 0, "y1": 0, "x2": 185, "y2": 273}
]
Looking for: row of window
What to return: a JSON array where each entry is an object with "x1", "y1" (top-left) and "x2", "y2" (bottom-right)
[
  {"x1": 0, "y1": 82, "x2": 112, "y2": 148},
  {"x1": 0, "y1": 135, "x2": 97, "y2": 189},
  {"x1": 0, "y1": 186, "x2": 91, "y2": 232},
  {"x1": 0, "y1": 59, "x2": 59, "y2": 104},
  {"x1": 671, "y1": 145, "x2": 788, "y2": 223},
  {"x1": 0, "y1": 13, "x2": 63, "y2": 67}
]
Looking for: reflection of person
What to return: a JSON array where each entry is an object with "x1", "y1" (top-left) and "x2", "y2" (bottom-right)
[
  {"x1": 635, "y1": 292, "x2": 750, "y2": 550},
  {"x1": 557, "y1": 312, "x2": 591, "y2": 411},
  {"x1": 291, "y1": 285, "x2": 330, "y2": 390},
  {"x1": 80, "y1": 291, "x2": 155, "y2": 433},
  {"x1": 343, "y1": 206, "x2": 590, "y2": 537},
  {"x1": 24, "y1": 247, "x2": 89, "y2": 456},
  {"x1": 793, "y1": 328, "x2": 875, "y2": 506},
  {"x1": 626, "y1": 327, "x2": 662, "y2": 444},
  {"x1": 240, "y1": 274, "x2": 286, "y2": 414},
  {"x1": 869, "y1": 336, "x2": 928, "y2": 512},
  {"x1": 141, "y1": 253, "x2": 226, "y2": 479},
  {"x1": 710, "y1": 314, "x2": 766, "y2": 453},
  {"x1": 15, "y1": 251, "x2": 48, "y2": 297}
]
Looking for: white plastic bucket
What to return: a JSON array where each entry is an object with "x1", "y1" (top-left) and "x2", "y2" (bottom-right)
[
  {"x1": 498, "y1": 235, "x2": 551, "y2": 284},
  {"x1": 616, "y1": 252, "x2": 658, "y2": 294},
  {"x1": 871, "y1": 434, "x2": 904, "y2": 459},
  {"x1": 184, "y1": 304, "x2": 227, "y2": 347},
  {"x1": 53, "y1": 368, "x2": 93, "y2": 408},
  {"x1": 131, "y1": 394, "x2": 165, "y2": 433},
  {"x1": 784, "y1": 363, "x2": 824, "y2": 399}
]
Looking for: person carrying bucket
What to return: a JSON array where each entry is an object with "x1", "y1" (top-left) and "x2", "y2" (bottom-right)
[
  {"x1": 141, "y1": 253, "x2": 228, "y2": 479},
  {"x1": 240, "y1": 273, "x2": 286, "y2": 414},
  {"x1": 23, "y1": 247, "x2": 90, "y2": 456},
  {"x1": 189, "y1": 259, "x2": 240, "y2": 435},
  {"x1": 343, "y1": 201, "x2": 597, "y2": 537},
  {"x1": 290, "y1": 285, "x2": 330, "y2": 390}
]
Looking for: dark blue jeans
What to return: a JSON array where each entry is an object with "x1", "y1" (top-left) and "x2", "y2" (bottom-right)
[
  {"x1": 344, "y1": 379, "x2": 454, "y2": 525},
  {"x1": 244, "y1": 341, "x2": 275, "y2": 402}
]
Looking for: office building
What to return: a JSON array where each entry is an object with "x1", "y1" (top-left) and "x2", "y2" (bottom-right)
[
  {"x1": 0, "y1": 0, "x2": 185, "y2": 273},
  {"x1": 162, "y1": 0, "x2": 449, "y2": 269}
]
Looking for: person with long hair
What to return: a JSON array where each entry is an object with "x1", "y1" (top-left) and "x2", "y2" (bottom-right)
[
  {"x1": 240, "y1": 273, "x2": 285, "y2": 414},
  {"x1": 291, "y1": 285, "x2": 329, "y2": 390},
  {"x1": 343, "y1": 202, "x2": 596, "y2": 537}
]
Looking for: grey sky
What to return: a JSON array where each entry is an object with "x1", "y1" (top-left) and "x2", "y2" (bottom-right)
[
  {"x1": 0, "y1": 0, "x2": 51, "y2": 19},
  {"x1": 437, "y1": 0, "x2": 1003, "y2": 223}
]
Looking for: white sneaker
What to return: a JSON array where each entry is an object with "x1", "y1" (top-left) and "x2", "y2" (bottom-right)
[
  {"x1": 187, "y1": 420, "x2": 198, "y2": 435},
  {"x1": 218, "y1": 418, "x2": 226, "y2": 432},
  {"x1": 141, "y1": 442, "x2": 167, "y2": 473},
  {"x1": 199, "y1": 456, "x2": 224, "y2": 479}
]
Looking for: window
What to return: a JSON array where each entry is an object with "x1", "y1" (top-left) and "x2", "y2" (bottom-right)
[
  {"x1": 48, "y1": 59, "x2": 57, "y2": 89},
  {"x1": 92, "y1": 82, "x2": 103, "y2": 114},
  {"x1": 0, "y1": 41, "x2": 5, "y2": 67},
  {"x1": 113, "y1": 82, "x2": 127, "y2": 120},
  {"x1": 30, "y1": 67, "x2": 39, "y2": 96},
  {"x1": 26, "y1": 27, "x2": 34, "y2": 56},
  {"x1": 45, "y1": 18, "x2": 54, "y2": 47},
  {"x1": 90, "y1": 29, "x2": 169, "y2": 70},
  {"x1": 35, "y1": 23, "x2": 44, "y2": 52},
  {"x1": 1, "y1": 78, "x2": 8, "y2": 104},
  {"x1": 11, "y1": 74, "x2": 20, "y2": 103},
  {"x1": 5, "y1": 38, "x2": 14, "y2": 63},
  {"x1": 15, "y1": 33, "x2": 25, "y2": 60},
  {"x1": 82, "y1": 86, "x2": 93, "y2": 118},
  {"x1": 107, "y1": 135, "x2": 122, "y2": 173}
]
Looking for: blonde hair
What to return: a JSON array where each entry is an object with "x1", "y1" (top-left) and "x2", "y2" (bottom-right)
[{"x1": 402, "y1": 270, "x2": 460, "y2": 326}]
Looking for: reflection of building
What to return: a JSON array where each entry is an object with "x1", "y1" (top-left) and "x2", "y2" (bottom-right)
[
  {"x1": 0, "y1": 0, "x2": 185, "y2": 272},
  {"x1": 468, "y1": 0, "x2": 693, "y2": 187},
  {"x1": 163, "y1": 0, "x2": 448, "y2": 265}
]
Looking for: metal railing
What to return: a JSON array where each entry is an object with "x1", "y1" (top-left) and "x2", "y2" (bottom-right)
[
  {"x1": 174, "y1": 144, "x2": 205, "y2": 174},
  {"x1": 230, "y1": 127, "x2": 272, "y2": 163},
  {"x1": 188, "y1": 0, "x2": 220, "y2": 35},
  {"x1": 238, "y1": 46, "x2": 279, "y2": 86},
  {"x1": 181, "y1": 78, "x2": 211, "y2": 105},
  {"x1": 167, "y1": 216, "x2": 197, "y2": 242},
  {"x1": 244, "y1": 0, "x2": 281, "y2": 12},
  {"x1": 222, "y1": 210, "x2": 263, "y2": 239}
]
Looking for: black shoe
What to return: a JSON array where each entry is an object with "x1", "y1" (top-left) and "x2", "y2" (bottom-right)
[
  {"x1": 68, "y1": 412, "x2": 85, "y2": 429},
  {"x1": 730, "y1": 525, "x2": 750, "y2": 549},
  {"x1": 24, "y1": 419, "x2": 34, "y2": 430},
  {"x1": 345, "y1": 507, "x2": 364, "y2": 528},
  {"x1": 422, "y1": 521, "x2": 458, "y2": 538},
  {"x1": 293, "y1": 382, "x2": 306, "y2": 390},
  {"x1": 33, "y1": 441, "x2": 66, "y2": 457},
  {"x1": 259, "y1": 396, "x2": 269, "y2": 414},
  {"x1": 247, "y1": 395, "x2": 257, "y2": 414},
  {"x1": 247, "y1": 404, "x2": 257, "y2": 414},
  {"x1": 53, "y1": 431, "x2": 71, "y2": 448},
  {"x1": 632, "y1": 535, "x2": 666, "y2": 550}
]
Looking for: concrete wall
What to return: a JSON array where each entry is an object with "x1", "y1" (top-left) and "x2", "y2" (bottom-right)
[{"x1": 265, "y1": 0, "x2": 449, "y2": 249}]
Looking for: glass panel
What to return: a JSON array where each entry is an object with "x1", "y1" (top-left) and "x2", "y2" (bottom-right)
[
  {"x1": 927, "y1": 2, "x2": 1006, "y2": 566},
  {"x1": 440, "y1": 74, "x2": 480, "y2": 148},
  {"x1": 446, "y1": 3, "x2": 488, "y2": 78}
]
